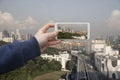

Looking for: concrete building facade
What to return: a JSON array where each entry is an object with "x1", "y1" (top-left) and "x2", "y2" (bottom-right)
[
  {"x1": 41, "y1": 51, "x2": 71, "y2": 71},
  {"x1": 2, "y1": 37, "x2": 14, "y2": 43},
  {"x1": 0, "y1": 32, "x2": 3, "y2": 41},
  {"x1": 92, "y1": 39, "x2": 120, "y2": 79}
]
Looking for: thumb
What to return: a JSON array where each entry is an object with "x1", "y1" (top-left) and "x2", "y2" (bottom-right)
[{"x1": 47, "y1": 31, "x2": 59, "y2": 38}]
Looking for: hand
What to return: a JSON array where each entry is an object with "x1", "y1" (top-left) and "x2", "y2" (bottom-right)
[{"x1": 34, "y1": 23, "x2": 61, "y2": 52}]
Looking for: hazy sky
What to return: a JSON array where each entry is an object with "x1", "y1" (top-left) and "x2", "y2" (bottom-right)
[{"x1": 0, "y1": 0, "x2": 120, "y2": 39}]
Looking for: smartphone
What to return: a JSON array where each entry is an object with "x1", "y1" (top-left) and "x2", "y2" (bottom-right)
[{"x1": 55, "y1": 22, "x2": 90, "y2": 40}]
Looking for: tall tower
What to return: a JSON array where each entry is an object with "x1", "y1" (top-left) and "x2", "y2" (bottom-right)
[
  {"x1": 11, "y1": 32, "x2": 15, "y2": 40},
  {"x1": 0, "y1": 32, "x2": 3, "y2": 40},
  {"x1": 3, "y1": 30, "x2": 10, "y2": 37},
  {"x1": 16, "y1": 29, "x2": 21, "y2": 40}
]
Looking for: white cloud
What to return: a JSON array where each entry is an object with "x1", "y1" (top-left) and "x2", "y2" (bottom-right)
[
  {"x1": 14, "y1": 16, "x2": 38, "y2": 30},
  {"x1": 0, "y1": 11, "x2": 14, "y2": 26},
  {"x1": 0, "y1": 11, "x2": 38, "y2": 30},
  {"x1": 107, "y1": 9, "x2": 120, "y2": 28}
]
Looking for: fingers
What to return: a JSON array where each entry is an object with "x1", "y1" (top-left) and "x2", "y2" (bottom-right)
[
  {"x1": 47, "y1": 30, "x2": 59, "y2": 38},
  {"x1": 40, "y1": 23, "x2": 54, "y2": 33},
  {"x1": 48, "y1": 40, "x2": 61, "y2": 46},
  {"x1": 48, "y1": 37, "x2": 56, "y2": 41}
]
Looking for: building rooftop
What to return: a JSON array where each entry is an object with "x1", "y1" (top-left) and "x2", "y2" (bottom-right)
[{"x1": 96, "y1": 54, "x2": 120, "y2": 60}]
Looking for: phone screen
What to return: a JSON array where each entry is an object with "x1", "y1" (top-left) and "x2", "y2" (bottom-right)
[{"x1": 55, "y1": 22, "x2": 90, "y2": 40}]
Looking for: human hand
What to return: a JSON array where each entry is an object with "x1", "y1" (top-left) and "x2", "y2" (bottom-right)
[{"x1": 34, "y1": 23, "x2": 61, "y2": 52}]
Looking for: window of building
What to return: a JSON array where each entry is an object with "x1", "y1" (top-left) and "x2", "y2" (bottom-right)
[
  {"x1": 102, "y1": 64, "x2": 104, "y2": 71},
  {"x1": 112, "y1": 60, "x2": 117, "y2": 67},
  {"x1": 112, "y1": 73, "x2": 116, "y2": 79}
]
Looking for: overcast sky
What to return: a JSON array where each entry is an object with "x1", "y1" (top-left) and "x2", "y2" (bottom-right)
[{"x1": 0, "y1": 0, "x2": 120, "y2": 39}]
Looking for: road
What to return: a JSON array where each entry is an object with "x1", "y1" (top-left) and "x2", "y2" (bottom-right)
[{"x1": 71, "y1": 50, "x2": 99, "y2": 80}]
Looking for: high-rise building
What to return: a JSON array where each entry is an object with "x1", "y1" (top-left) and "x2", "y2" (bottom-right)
[
  {"x1": 91, "y1": 39, "x2": 120, "y2": 79},
  {"x1": 3, "y1": 30, "x2": 10, "y2": 37},
  {"x1": 91, "y1": 39, "x2": 106, "y2": 53},
  {"x1": 25, "y1": 33, "x2": 32, "y2": 40},
  {"x1": 2, "y1": 37, "x2": 13, "y2": 43},
  {"x1": 0, "y1": 32, "x2": 3, "y2": 40},
  {"x1": 16, "y1": 29, "x2": 21, "y2": 40},
  {"x1": 11, "y1": 32, "x2": 15, "y2": 40}
]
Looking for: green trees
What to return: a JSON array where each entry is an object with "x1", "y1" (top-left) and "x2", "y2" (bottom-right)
[
  {"x1": 0, "y1": 57, "x2": 62, "y2": 80},
  {"x1": 43, "y1": 47, "x2": 61, "y2": 55},
  {"x1": 66, "y1": 60, "x2": 74, "y2": 70},
  {"x1": 39, "y1": 58, "x2": 61, "y2": 71},
  {"x1": 58, "y1": 32, "x2": 74, "y2": 39},
  {"x1": 0, "y1": 41, "x2": 7, "y2": 46},
  {"x1": 41, "y1": 64, "x2": 48, "y2": 71},
  {"x1": 48, "y1": 60, "x2": 62, "y2": 70},
  {"x1": 58, "y1": 32, "x2": 86, "y2": 39}
]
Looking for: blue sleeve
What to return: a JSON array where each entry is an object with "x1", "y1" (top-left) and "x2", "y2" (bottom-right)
[{"x1": 0, "y1": 37, "x2": 41, "y2": 74}]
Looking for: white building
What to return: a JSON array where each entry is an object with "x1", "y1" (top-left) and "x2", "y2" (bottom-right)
[
  {"x1": 92, "y1": 39, "x2": 120, "y2": 79},
  {"x1": 10, "y1": 32, "x2": 16, "y2": 40},
  {"x1": 95, "y1": 54, "x2": 120, "y2": 79},
  {"x1": 25, "y1": 33, "x2": 32, "y2": 40},
  {"x1": 0, "y1": 32, "x2": 3, "y2": 41},
  {"x1": 41, "y1": 51, "x2": 71, "y2": 71},
  {"x1": 0, "y1": 29, "x2": 22, "y2": 42},
  {"x1": 91, "y1": 39, "x2": 106, "y2": 53},
  {"x1": 0, "y1": 31, "x2": 13, "y2": 42},
  {"x1": 72, "y1": 35, "x2": 86, "y2": 40},
  {"x1": 16, "y1": 29, "x2": 21, "y2": 40},
  {"x1": 2, "y1": 37, "x2": 14, "y2": 43}
]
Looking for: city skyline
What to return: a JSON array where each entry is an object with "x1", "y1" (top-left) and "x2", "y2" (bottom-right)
[
  {"x1": 0, "y1": 0, "x2": 120, "y2": 39},
  {"x1": 0, "y1": 29, "x2": 32, "y2": 42}
]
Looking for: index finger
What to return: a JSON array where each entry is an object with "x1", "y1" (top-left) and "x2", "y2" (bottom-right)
[{"x1": 40, "y1": 23, "x2": 54, "y2": 33}]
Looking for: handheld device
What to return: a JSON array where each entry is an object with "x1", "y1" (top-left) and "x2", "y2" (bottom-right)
[{"x1": 55, "y1": 22, "x2": 90, "y2": 40}]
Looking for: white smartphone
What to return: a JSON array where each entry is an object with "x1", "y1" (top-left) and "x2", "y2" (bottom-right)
[{"x1": 55, "y1": 22, "x2": 90, "y2": 40}]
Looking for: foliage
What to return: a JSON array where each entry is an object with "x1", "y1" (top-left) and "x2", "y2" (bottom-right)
[
  {"x1": 58, "y1": 32, "x2": 87, "y2": 39},
  {"x1": 0, "y1": 56, "x2": 62, "y2": 80},
  {"x1": 42, "y1": 47, "x2": 61, "y2": 55},
  {"x1": 48, "y1": 60, "x2": 62, "y2": 70},
  {"x1": 66, "y1": 60, "x2": 74, "y2": 70},
  {"x1": 0, "y1": 41, "x2": 7, "y2": 46}
]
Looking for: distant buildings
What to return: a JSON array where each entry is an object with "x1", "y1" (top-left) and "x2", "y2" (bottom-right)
[
  {"x1": 16, "y1": 29, "x2": 21, "y2": 41},
  {"x1": 58, "y1": 26, "x2": 87, "y2": 40},
  {"x1": 41, "y1": 51, "x2": 71, "y2": 71},
  {"x1": 0, "y1": 30, "x2": 13, "y2": 43},
  {"x1": 58, "y1": 26, "x2": 74, "y2": 33},
  {"x1": 25, "y1": 33, "x2": 32, "y2": 40},
  {"x1": 91, "y1": 39, "x2": 106, "y2": 53},
  {"x1": 2, "y1": 37, "x2": 13, "y2": 43},
  {"x1": 0, "y1": 32, "x2": 2, "y2": 41},
  {"x1": 0, "y1": 29, "x2": 32, "y2": 43},
  {"x1": 51, "y1": 41, "x2": 87, "y2": 51},
  {"x1": 3, "y1": 30, "x2": 10, "y2": 37},
  {"x1": 91, "y1": 39, "x2": 120, "y2": 79}
]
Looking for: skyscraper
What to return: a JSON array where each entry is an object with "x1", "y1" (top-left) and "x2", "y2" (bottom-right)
[
  {"x1": 25, "y1": 33, "x2": 32, "y2": 40},
  {"x1": 3, "y1": 30, "x2": 10, "y2": 37},
  {"x1": 0, "y1": 32, "x2": 3, "y2": 40},
  {"x1": 16, "y1": 29, "x2": 21, "y2": 40},
  {"x1": 11, "y1": 32, "x2": 16, "y2": 40}
]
